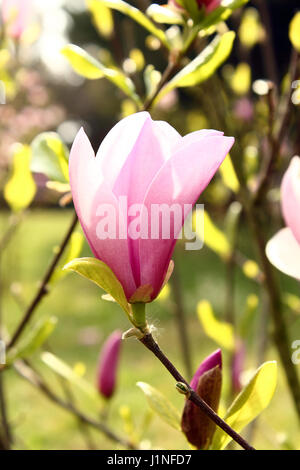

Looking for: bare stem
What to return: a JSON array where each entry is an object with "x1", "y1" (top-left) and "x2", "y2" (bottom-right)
[
  {"x1": 139, "y1": 333, "x2": 255, "y2": 450},
  {"x1": 7, "y1": 212, "x2": 78, "y2": 350},
  {"x1": 170, "y1": 268, "x2": 193, "y2": 379},
  {"x1": 254, "y1": 49, "x2": 299, "y2": 203},
  {"x1": 14, "y1": 360, "x2": 137, "y2": 450},
  {"x1": 143, "y1": 53, "x2": 181, "y2": 111}
]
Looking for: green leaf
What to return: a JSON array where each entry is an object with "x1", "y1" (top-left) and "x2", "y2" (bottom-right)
[
  {"x1": 212, "y1": 361, "x2": 277, "y2": 450},
  {"x1": 146, "y1": 4, "x2": 183, "y2": 25},
  {"x1": 87, "y1": 0, "x2": 114, "y2": 38},
  {"x1": 220, "y1": 154, "x2": 240, "y2": 193},
  {"x1": 198, "y1": 0, "x2": 249, "y2": 30},
  {"x1": 31, "y1": 132, "x2": 69, "y2": 183},
  {"x1": 51, "y1": 232, "x2": 84, "y2": 284},
  {"x1": 157, "y1": 31, "x2": 235, "y2": 102},
  {"x1": 289, "y1": 12, "x2": 300, "y2": 52},
  {"x1": 194, "y1": 209, "x2": 231, "y2": 259},
  {"x1": 7, "y1": 317, "x2": 57, "y2": 364},
  {"x1": 4, "y1": 144, "x2": 36, "y2": 212},
  {"x1": 197, "y1": 300, "x2": 234, "y2": 351},
  {"x1": 61, "y1": 44, "x2": 105, "y2": 79},
  {"x1": 137, "y1": 382, "x2": 181, "y2": 431},
  {"x1": 41, "y1": 352, "x2": 98, "y2": 400},
  {"x1": 61, "y1": 44, "x2": 141, "y2": 105},
  {"x1": 63, "y1": 257, "x2": 130, "y2": 316},
  {"x1": 97, "y1": 0, "x2": 170, "y2": 48}
]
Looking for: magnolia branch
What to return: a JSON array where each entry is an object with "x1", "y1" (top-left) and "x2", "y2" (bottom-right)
[
  {"x1": 7, "y1": 212, "x2": 78, "y2": 350},
  {"x1": 14, "y1": 360, "x2": 137, "y2": 450},
  {"x1": 139, "y1": 332, "x2": 255, "y2": 450}
]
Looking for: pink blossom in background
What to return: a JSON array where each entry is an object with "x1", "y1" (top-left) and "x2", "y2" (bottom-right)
[
  {"x1": 232, "y1": 340, "x2": 245, "y2": 394},
  {"x1": 69, "y1": 112, "x2": 234, "y2": 303},
  {"x1": 197, "y1": 0, "x2": 221, "y2": 13},
  {"x1": 2, "y1": 0, "x2": 32, "y2": 38},
  {"x1": 168, "y1": 0, "x2": 220, "y2": 14},
  {"x1": 266, "y1": 157, "x2": 300, "y2": 280},
  {"x1": 97, "y1": 330, "x2": 122, "y2": 399}
]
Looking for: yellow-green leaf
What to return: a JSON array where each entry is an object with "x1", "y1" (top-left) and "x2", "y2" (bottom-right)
[
  {"x1": 146, "y1": 4, "x2": 183, "y2": 25},
  {"x1": 157, "y1": 31, "x2": 235, "y2": 103},
  {"x1": 220, "y1": 154, "x2": 240, "y2": 192},
  {"x1": 31, "y1": 132, "x2": 69, "y2": 183},
  {"x1": 197, "y1": 300, "x2": 234, "y2": 351},
  {"x1": 194, "y1": 209, "x2": 231, "y2": 259},
  {"x1": 87, "y1": 0, "x2": 114, "y2": 38},
  {"x1": 137, "y1": 382, "x2": 181, "y2": 431},
  {"x1": 238, "y1": 7, "x2": 264, "y2": 49},
  {"x1": 63, "y1": 257, "x2": 130, "y2": 316},
  {"x1": 97, "y1": 0, "x2": 169, "y2": 48},
  {"x1": 61, "y1": 44, "x2": 141, "y2": 104},
  {"x1": 41, "y1": 352, "x2": 98, "y2": 400},
  {"x1": 4, "y1": 144, "x2": 36, "y2": 212},
  {"x1": 7, "y1": 317, "x2": 57, "y2": 364},
  {"x1": 289, "y1": 12, "x2": 300, "y2": 52},
  {"x1": 212, "y1": 361, "x2": 277, "y2": 450},
  {"x1": 231, "y1": 62, "x2": 251, "y2": 95},
  {"x1": 51, "y1": 232, "x2": 84, "y2": 284}
]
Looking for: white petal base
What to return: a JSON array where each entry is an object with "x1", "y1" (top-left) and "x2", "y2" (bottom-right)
[{"x1": 266, "y1": 227, "x2": 300, "y2": 280}]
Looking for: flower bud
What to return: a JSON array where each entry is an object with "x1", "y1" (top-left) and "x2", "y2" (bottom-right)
[
  {"x1": 231, "y1": 340, "x2": 245, "y2": 394},
  {"x1": 97, "y1": 330, "x2": 122, "y2": 399},
  {"x1": 181, "y1": 349, "x2": 222, "y2": 449},
  {"x1": 168, "y1": 0, "x2": 220, "y2": 15}
]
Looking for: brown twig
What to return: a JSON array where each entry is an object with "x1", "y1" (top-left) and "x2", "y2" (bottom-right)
[
  {"x1": 253, "y1": 0, "x2": 279, "y2": 85},
  {"x1": 14, "y1": 360, "x2": 137, "y2": 450},
  {"x1": 254, "y1": 49, "x2": 299, "y2": 203},
  {"x1": 170, "y1": 267, "x2": 193, "y2": 379},
  {"x1": 7, "y1": 211, "x2": 78, "y2": 350},
  {"x1": 139, "y1": 333, "x2": 255, "y2": 450}
]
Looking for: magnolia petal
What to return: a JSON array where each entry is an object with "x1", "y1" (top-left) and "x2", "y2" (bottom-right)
[
  {"x1": 266, "y1": 227, "x2": 300, "y2": 281},
  {"x1": 97, "y1": 112, "x2": 151, "y2": 188},
  {"x1": 69, "y1": 128, "x2": 137, "y2": 298},
  {"x1": 281, "y1": 156, "x2": 300, "y2": 245},
  {"x1": 139, "y1": 134, "x2": 234, "y2": 298}
]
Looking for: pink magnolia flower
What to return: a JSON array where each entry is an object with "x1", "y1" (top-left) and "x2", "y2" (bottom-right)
[
  {"x1": 97, "y1": 330, "x2": 122, "y2": 399},
  {"x1": 266, "y1": 157, "x2": 300, "y2": 280},
  {"x1": 182, "y1": 349, "x2": 222, "y2": 449},
  {"x1": 69, "y1": 112, "x2": 234, "y2": 302},
  {"x1": 2, "y1": 0, "x2": 32, "y2": 39}
]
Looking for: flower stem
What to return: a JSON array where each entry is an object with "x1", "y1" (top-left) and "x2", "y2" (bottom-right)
[
  {"x1": 7, "y1": 211, "x2": 78, "y2": 350},
  {"x1": 14, "y1": 360, "x2": 137, "y2": 450},
  {"x1": 139, "y1": 332, "x2": 255, "y2": 450}
]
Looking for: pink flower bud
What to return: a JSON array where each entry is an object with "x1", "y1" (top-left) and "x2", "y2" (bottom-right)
[
  {"x1": 196, "y1": 0, "x2": 221, "y2": 13},
  {"x1": 181, "y1": 349, "x2": 222, "y2": 449},
  {"x1": 168, "y1": 0, "x2": 220, "y2": 14},
  {"x1": 2, "y1": 0, "x2": 32, "y2": 39},
  {"x1": 97, "y1": 330, "x2": 122, "y2": 399},
  {"x1": 231, "y1": 340, "x2": 245, "y2": 394},
  {"x1": 266, "y1": 157, "x2": 300, "y2": 280},
  {"x1": 69, "y1": 112, "x2": 234, "y2": 303}
]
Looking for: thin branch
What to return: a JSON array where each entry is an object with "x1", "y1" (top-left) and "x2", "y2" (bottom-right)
[
  {"x1": 7, "y1": 212, "x2": 78, "y2": 350},
  {"x1": 254, "y1": 49, "x2": 299, "y2": 203},
  {"x1": 253, "y1": 0, "x2": 279, "y2": 85},
  {"x1": 170, "y1": 267, "x2": 193, "y2": 379},
  {"x1": 14, "y1": 360, "x2": 137, "y2": 450},
  {"x1": 139, "y1": 333, "x2": 255, "y2": 450}
]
